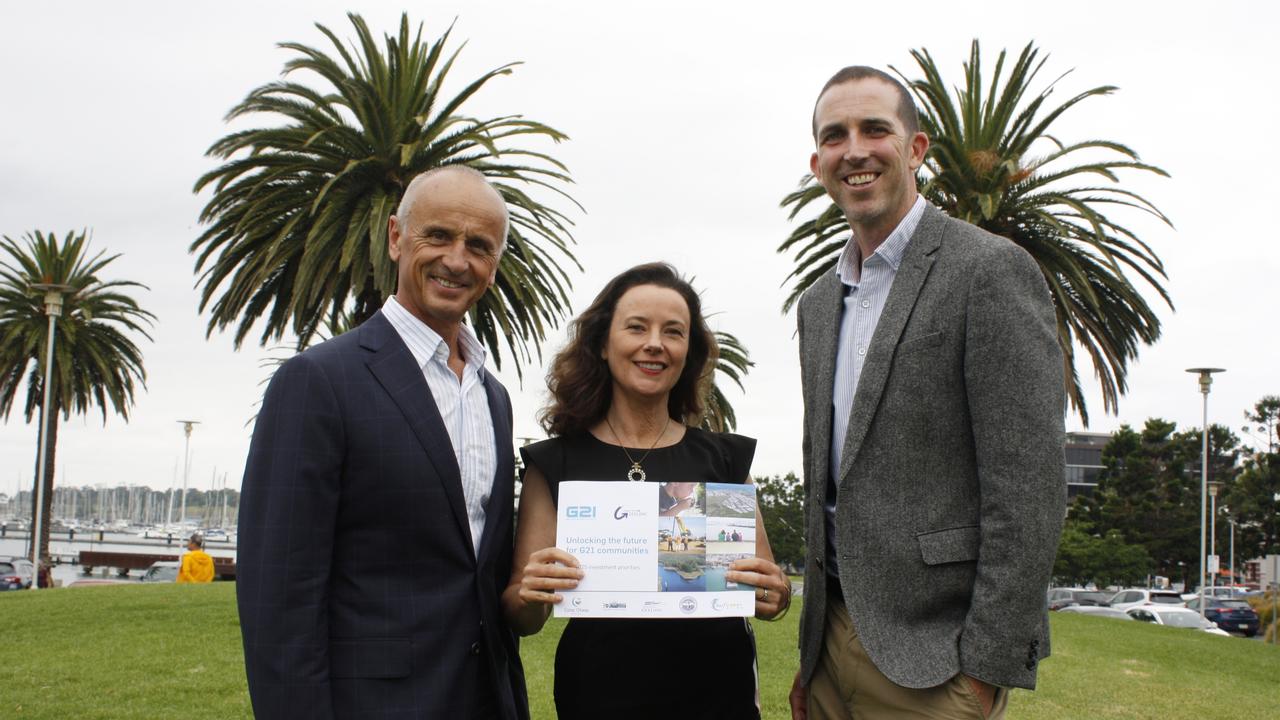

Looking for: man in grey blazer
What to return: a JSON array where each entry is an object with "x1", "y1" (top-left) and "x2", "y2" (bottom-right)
[{"x1": 789, "y1": 67, "x2": 1066, "y2": 719}]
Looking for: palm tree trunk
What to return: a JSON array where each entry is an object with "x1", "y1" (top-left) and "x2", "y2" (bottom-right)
[{"x1": 28, "y1": 402, "x2": 58, "y2": 566}]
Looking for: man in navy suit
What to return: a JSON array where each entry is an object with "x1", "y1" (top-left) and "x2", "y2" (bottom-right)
[{"x1": 237, "y1": 166, "x2": 528, "y2": 719}]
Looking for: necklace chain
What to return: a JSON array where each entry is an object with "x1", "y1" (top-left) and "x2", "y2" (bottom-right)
[{"x1": 604, "y1": 415, "x2": 671, "y2": 482}]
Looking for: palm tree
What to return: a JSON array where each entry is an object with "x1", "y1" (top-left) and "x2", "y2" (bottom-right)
[
  {"x1": 700, "y1": 331, "x2": 754, "y2": 432},
  {"x1": 780, "y1": 41, "x2": 1172, "y2": 425},
  {"x1": 0, "y1": 230, "x2": 154, "y2": 563},
  {"x1": 192, "y1": 13, "x2": 580, "y2": 374}
]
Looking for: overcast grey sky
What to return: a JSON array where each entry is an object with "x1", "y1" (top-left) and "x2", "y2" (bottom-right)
[{"x1": 1, "y1": 1, "x2": 1277, "y2": 497}]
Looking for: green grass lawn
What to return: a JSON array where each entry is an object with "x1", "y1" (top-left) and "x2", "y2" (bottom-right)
[{"x1": 2, "y1": 584, "x2": 1277, "y2": 718}]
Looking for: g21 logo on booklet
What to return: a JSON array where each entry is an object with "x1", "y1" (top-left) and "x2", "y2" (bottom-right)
[{"x1": 565, "y1": 506, "x2": 596, "y2": 518}]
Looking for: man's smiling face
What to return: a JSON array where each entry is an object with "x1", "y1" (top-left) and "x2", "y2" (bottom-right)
[
  {"x1": 388, "y1": 171, "x2": 507, "y2": 336},
  {"x1": 810, "y1": 77, "x2": 928, "y2": 244}
]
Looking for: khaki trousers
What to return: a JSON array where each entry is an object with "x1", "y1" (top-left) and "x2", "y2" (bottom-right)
[{"x1": 808, "y1": 595, "x2": 1007, "y2": 720}]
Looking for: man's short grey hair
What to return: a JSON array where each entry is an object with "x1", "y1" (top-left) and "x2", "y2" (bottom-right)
[{"x1": 189, "y1": 533, "x2": 204, "y2": 548}]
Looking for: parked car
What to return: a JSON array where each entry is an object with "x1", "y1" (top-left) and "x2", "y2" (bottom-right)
[
  {"x1": 1181, "y1": 586, "x2": 1254, "y2": 602},
  {"x1": 1057, "y1": 605, "x2": 1132, "y2": 621},
  {"x1": 1126, "y1": 606, "x2": 1229, "y2": 635},
  {"x1": 0, "y1": 558, "x2": 35, "y2": 590},
  {"x1": 1107, "y1": 588, "x2": 1186, "y2": 611},
  {"x1": 1047, "y1": 587, "x2": 1111, "y2": 611},
  {"x1": 1185, "y1": 597, "x2": 1261, "y2": 637},
  {"x1": 140, "y1": 561, "x2": 180, "y2": 583}
]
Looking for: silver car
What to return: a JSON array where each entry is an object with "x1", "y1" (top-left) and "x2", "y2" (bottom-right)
[
  {"x1": 1107, "y1": 588, "x2": 1185, "y2": 611},
  {"x1": 1126, "y1": 606, "x2": 1230, "y2": 636},
  {"x1": 0, "y1": 558, "x2": 35, "y2": 590}
]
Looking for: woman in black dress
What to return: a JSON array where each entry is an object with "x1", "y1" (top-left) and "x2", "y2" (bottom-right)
[{"x1": 501, "y1": 263, "x2": 792, "y2": 719}]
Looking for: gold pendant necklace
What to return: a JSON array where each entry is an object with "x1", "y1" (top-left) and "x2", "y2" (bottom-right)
[{"x1": 605, "y1": 415, "x2": 671, "y2": 482}]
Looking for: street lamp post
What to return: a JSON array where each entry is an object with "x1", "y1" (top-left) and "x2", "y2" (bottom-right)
[
  {"x1": 176, "y1": 420, "x2": 200, "y2": 530},
  {"x1": 27, "y1": 282, "x2": 73, "y2": 589},
  {"x1": 1228, "y1": 517, "x2": 1235, "y2": 589},
  {"x1": 1208, "y1": 481, "x2": 1221, "y2": 597},
  {"x1": 1186, "y1": 367, "x2": 1225, "y2": 619}
]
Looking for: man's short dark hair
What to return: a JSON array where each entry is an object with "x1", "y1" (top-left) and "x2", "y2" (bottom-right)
[{"x1": 812, "y1": 66, "x2": 920, "y2": 137}]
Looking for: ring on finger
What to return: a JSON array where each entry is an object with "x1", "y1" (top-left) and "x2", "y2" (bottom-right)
[{"x1": 762, "y1": 588, "x2": 770, "y2": 602}]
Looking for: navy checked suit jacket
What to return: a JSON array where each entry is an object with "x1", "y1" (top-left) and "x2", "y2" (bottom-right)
[{"x1": 237, "y1": 310, "x2": 528, "y2": 719}]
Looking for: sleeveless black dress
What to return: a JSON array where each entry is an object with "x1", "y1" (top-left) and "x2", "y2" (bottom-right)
[{"x1": 520, "y1": 427, "x2": 761, "y2": 720}]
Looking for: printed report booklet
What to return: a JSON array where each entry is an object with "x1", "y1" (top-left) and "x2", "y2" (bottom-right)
[{"x1": 554, "y1": 480, "x2": 758, "y2": 619}]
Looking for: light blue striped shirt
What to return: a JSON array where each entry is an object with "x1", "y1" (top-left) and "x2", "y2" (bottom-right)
[
  {"x1": 825, "y1": 195, "x2": 927, "y2": 571},
  {"x1": 383, "y1": 296, "x2": 496, "y2": 556}
]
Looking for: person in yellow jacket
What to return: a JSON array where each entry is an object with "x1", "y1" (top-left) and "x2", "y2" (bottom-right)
[{"x1": 177, "y1": 533, "x2": 215, "y2": 583}]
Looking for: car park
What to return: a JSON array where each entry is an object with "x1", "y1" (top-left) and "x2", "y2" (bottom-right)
[
  {"x1": 0, "y1": 558, "x2": 35, "y2": 590},
  {"x1": 1185, "y1": 597, "x2": 1260, "y2": 637},
  {"x1": 1047, "y1": 587, "x2": 1111, "y2": 610},
  {"x1": 1107, "y1": 588, "x2": 1185, "y2": 611},
  {"x1": 1126, "y1": 606, "x2": 1229, "y2": 636},
  {"x1": 1057, "y1": 605, "x2": 1131, "y2": 620}
]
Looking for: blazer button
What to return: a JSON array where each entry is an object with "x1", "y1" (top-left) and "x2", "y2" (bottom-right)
[{"x1": 470, "y1": 641, "x2": 482, "y2": 656}]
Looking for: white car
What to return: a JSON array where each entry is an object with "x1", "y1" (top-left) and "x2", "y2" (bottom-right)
[
  {"x1": 1181, "y1": 586, "x2": 1250, "y2": 602},
  {"x1": 1107, "y1": 588, "x2": 1185, "y2": 611},
  {"x1": 1126, "y1": 606, "x2": 1229, "y2": 636},
  {"x1": 1057, "y1": 605, "x2": 1131, "y2": 621}
]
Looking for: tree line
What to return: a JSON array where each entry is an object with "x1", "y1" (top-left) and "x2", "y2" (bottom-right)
[{"x1": 1059, "y1": 396, "x2": 1280, "y2": 588}]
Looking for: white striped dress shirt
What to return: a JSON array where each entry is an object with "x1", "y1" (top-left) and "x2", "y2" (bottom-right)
[
  {"x1": 383, "y1": 297, "x2": 496, "y2": 557},
  {"x1": 824, "y1": 196, "x2": 928, "y2": 572},
  {"x1": 829, "y1": 195, "x2": 927, "y2": 479}
]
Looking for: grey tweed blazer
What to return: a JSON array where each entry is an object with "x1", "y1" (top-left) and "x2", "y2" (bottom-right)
[{"x1": 796, "y1": 204, "x2": 1066, "y2": 691}]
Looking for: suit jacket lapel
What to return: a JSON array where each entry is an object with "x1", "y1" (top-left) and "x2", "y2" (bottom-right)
[
  {"x1": 805, "y1": 271, "x2": 846, "y2": 509},
  {"x1": 360, "y1": 312, "x2": 473, "y2": 553},
  {"x1": 837, "y1": 205, "x2": 945, "y2": 483},
  {"x1": 475, "y1": 374, "x2": 512, "y2": 565}
]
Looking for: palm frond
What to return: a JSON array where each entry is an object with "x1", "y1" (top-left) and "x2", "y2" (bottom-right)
[
  {"x1": 191, "y1": 13, "x2": 580, "y2": 377},
  {"x1": 698, "y1": 330, "x2": 755, "y2": 432}
]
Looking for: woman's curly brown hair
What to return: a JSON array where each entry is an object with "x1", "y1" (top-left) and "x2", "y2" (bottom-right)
[{"x1": 540, "y1": 262, "x2": 717, "y2": 437}]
